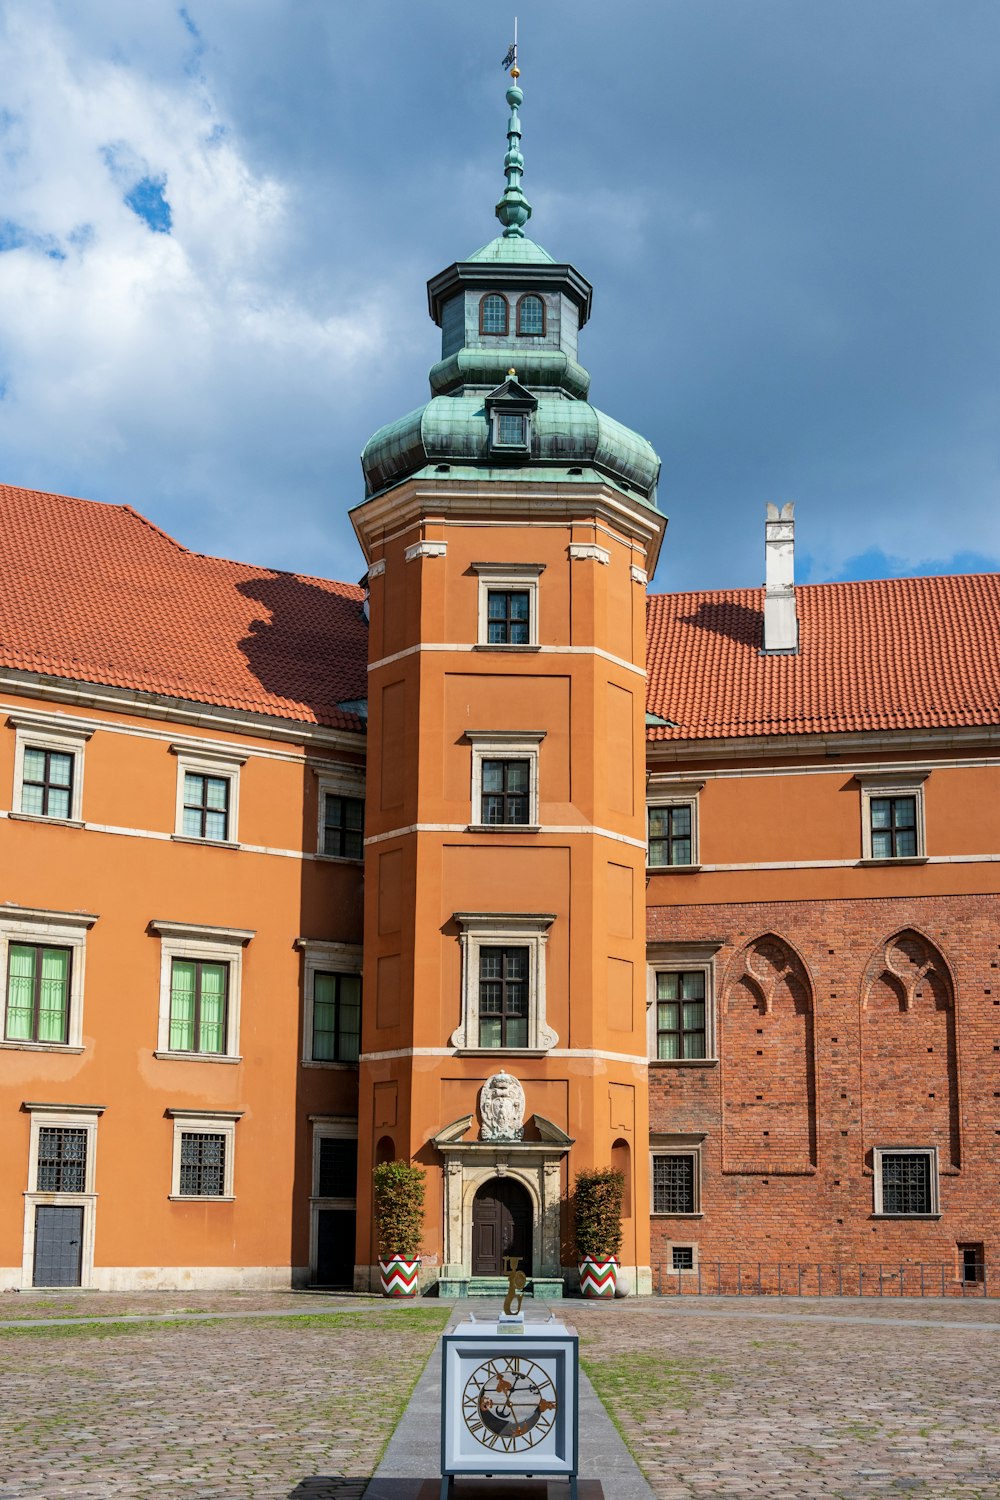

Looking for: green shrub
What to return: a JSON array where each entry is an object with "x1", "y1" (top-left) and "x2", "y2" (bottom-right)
[
  {"x1": 373, "y1": 1160, "x2": 426, "y2": 1260},
  {"x1": 572, "y1": 1167, "x2": 625, "y2": 1260}
]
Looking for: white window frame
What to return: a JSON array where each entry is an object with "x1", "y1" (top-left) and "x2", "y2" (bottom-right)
[
  {"x1": 150, "y1": 919, "x2": 254, "y2": 1062},
  {"x1": 466, "y1": 730, "x2": 544, "y2": 832},
  {"x1": 295, "y1": 939, "x2": 363, "y2": 1067},
  {"x1": 21, "y1": 1102, "x2": 104, "y2": 1289},
  {"x1": 0, "y1": 906, "x2": 98, "y2": 1053},
  {"x1": 309, "y1": 1115, "x2": 359, "y2": 1284},
  {"x1": 646, "y1": 778, "x2": 704, "y2": 870},
  {"x1": 473, "y1": 563, "x2": 544, "y2": 649},
  {"x1": 858, "y1": 771, "x2": 928, "y2": 863},
  {"x1": 167, "y1": 1110, "x2": 241, "y2": 1201},
  {"x1": 450, "y1": 911, "x2": 557, "y2": 1053},
  {"x1": 312, "y1": 765, "x2": 366, "y2": 862},
  {"x1": 170, "y1": 739, "x2": 247, "y2": 846},
  {"x1": 9, "y1": 713, "x2": 94, "y2": 825},
  {"x1": 646, "y1": 942, "x2": 721, "y2": 1064},
  {"x1": 873, "y1": 1145, "x2": 940, "y2": 1217},
  {"x1": 650, "y1": 1134, "x2": 705, "y2": 1218}
]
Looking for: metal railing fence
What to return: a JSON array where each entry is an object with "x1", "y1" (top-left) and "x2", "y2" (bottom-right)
[{"x1": 652, "y1": 1260, "x2": 995, "y2": 1299}]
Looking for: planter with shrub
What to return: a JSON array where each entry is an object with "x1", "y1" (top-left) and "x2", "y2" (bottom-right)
[
  {"x1": 373, "y1": 1159, "x2": 426, "y2": 1297},
  {"x1": 573, "y1": 1166, "x2": 625, "y2": 1298}
]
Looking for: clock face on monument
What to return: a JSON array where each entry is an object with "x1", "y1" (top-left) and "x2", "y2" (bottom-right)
[{"x1": 462, "y1": 1354, "x2": 558, "y2": 1452}]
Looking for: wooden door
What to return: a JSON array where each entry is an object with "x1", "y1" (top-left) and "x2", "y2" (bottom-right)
[{"x1": 471, "y1": 1177, "x2": 532, "y2": 1275}]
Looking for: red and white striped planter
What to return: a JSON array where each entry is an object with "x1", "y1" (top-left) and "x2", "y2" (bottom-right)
[
  {"x1": 579, "y1": 1256, "x2": 619, "y2": 1298},
  {"x1": 379, "y1": 1256, "x2": 420, "y2": 1297}
]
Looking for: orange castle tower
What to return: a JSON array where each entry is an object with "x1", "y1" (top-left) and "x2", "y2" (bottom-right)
[{"x1": 351, "y1": 74, "x2": 666, "y2": 1292}]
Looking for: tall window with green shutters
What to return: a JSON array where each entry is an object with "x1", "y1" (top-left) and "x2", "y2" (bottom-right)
[
  {"x1": 168, "y1": 959, "x2": 229, "y2": 1054},
  {"x1": 311, "y1": 972, "x2": 361, "y2": 1062},
  {"x1": 654, "y1": 971, "x2": 707, "y2": 1060},
  {"x1": 5, "y1": 944, "x2": 71, "y2": 1044}
]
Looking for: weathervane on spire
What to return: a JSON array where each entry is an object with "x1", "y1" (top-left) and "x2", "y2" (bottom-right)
[{"x1": 496, "y1": 18, "x2": 532, "y2": 238}]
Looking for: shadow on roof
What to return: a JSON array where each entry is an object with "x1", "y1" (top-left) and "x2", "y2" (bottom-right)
[
  {"x1": 679, "y1": 598, "x2": 763, "y2": 647},
  {"x1": 235, "y1": 572, "x2": 368, "y2": 729}
]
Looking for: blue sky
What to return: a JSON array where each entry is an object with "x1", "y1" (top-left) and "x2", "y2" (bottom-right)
[{"x1": 0, "y1": 0, "x2": 997, "y2": 593}]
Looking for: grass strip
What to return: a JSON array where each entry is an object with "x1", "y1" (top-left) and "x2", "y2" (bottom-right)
[{"x1": 0, "y1": 1306, "x2": 451, "y2": 1340}]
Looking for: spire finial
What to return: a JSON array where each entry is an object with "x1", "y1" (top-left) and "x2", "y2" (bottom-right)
[{"x1": 496, "y1": 21, "x2": 531, "y2": 238}]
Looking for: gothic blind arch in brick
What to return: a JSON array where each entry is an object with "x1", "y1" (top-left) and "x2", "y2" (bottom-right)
[
  {"x1": 861, "y1": 928, "x2": 960, "y2": 1170},
  {"x1": 721, "y1": 933, "x2": 817, "y2": 1175}
]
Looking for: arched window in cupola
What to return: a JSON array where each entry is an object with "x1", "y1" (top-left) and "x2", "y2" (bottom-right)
[
  {"x1": 517, "y1": 294, "x2": 545, "y2": 336},
  {"x1": 480, "y1": 293, "x2": 509, "y2": 336}
]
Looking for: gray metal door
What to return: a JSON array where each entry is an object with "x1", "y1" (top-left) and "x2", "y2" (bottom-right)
[{"x1": 33, "y1": 1205, "x2": 83, "y2": 1287}]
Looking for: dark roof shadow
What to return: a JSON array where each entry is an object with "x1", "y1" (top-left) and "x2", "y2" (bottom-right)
[
  {"x1": 235, "y1": 572, "x2": 368, "y2": 730},
  {"x1": 679, "y1": 599, "x2": 763, "y2": 647}
]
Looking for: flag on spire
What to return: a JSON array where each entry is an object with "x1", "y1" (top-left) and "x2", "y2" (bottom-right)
[{"x1": 501, "y1": 42, "x2": 516, "y2": 70}]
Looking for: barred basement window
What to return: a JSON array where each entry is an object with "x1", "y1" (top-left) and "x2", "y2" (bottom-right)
[
  {"x1": 179, "y1": 1132, "x2": 226, "y2": 1197},
  {"x1": 36, "y1": 1127, "x2": 87, "y2": 1193},
  {"x1": 671, "y1": 1245, "x2": 695, "y2": 1271},
  {"x1": 652, "y1": 1153, "x2": 697, "y2": 1214}
]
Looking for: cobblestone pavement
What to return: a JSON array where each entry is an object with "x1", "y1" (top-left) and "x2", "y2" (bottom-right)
[
  {"x1": 1, "y1": 1295, "x2": 998, "y2": 1500},
  {"x1": 573, "y1": 1297, "x2": 1000, "y2": 1500},
  {"x1": 0, "y1": 1300, "x2": 448, "y2": 1500}
]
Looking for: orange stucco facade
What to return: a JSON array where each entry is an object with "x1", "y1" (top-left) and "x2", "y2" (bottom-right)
[{"x1": 0, "y1": 690, "x2": 365, "y2": 1289}]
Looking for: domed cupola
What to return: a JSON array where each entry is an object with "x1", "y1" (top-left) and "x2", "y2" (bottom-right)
[{"x1": 361, "y1": 72, "x2": 661, "y2": 508}]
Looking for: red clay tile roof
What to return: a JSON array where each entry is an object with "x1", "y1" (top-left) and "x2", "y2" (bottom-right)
[
  {"x1": 646, "y1": 575, "x2": 1000, "y2": 742},
  {"x1": 0, "y1": 485, "x2": 368, "y2": 733}
]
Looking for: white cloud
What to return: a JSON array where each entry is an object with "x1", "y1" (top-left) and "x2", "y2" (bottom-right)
[{"x1": 0, "y1": 0, "x2": 393, "y2": 572}]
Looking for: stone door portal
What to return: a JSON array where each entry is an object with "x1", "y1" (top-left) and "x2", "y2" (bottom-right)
[{"x1": 471, "y1": 1177, "x2": 533, "y2": 1275}]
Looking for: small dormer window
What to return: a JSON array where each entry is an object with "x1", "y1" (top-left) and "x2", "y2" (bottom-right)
[
  {"x1": 496, "y1": 412, "x2": 527, "y2": 447},
  {"x1": 485, "y1": 372, "x2": 537, "y2": 458},
  {"x1": 517, "y1": 295, "x2": 545, "y2": 336},
  {"x1": 480, "y1": 294, "x2": 509, "y2": 336}
]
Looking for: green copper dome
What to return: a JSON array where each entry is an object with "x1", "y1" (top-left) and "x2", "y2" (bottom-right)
[{"x1": 360, "y1": 77, "x2": 661, "y2": 510}]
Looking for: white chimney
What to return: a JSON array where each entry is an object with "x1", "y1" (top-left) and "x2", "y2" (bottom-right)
[{"x1": 763, "y1": 502, "x2": 798, "y2": 653}]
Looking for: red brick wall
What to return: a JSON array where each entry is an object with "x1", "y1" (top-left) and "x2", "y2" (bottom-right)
[{"x1": 647, "y1": 895, "x2": 1000, "y2": 1280}]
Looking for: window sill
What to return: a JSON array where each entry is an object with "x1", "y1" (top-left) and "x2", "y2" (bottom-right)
[
  {"x1": 467, "y1": 824, "x2": 541, "y2": 835},
  {"x1": 650, "y1": 1058, "x2": 719, "y2": 1068},
  {"x1": 455, "y1": 1047, "x2": 552, "y2": 1058},
  {"x1": 170, "y1": 834, "x2": 241, "y2": 850},
  {"x1": 153, "y1": 1050, "x2": 242, "y2": 1064},
  {"x1": 871, "y1": 1212, "x2": 941, "y2": 1220},
  {"x1": 315, "y1": 853, "x2": 365, "y2": 866},
  {"x1": 472, "y1": 644, "x2": 542, "y2": 653},
  {"x1": 652, "y1": 1211, "x2": 704, "y2": 1219},
  {"x1": 300, "y1": 1058, "x2": 359, "y2": 1070},
  {"x1": 168, "y1": 1195, "x2": 235, "y2": 1203},
  {"x1": 1, "y1": 1040, "x2": 84, "y2": 1054},
  {"x1": 7, "y1": 812, "x2": 85, "y2": 828},
  {"x1": 646, "y1": 863, "x2": 702, "y2": 875},
  {"x1": 857, "y1": 857, "x2": 929, "y2": 867}
]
